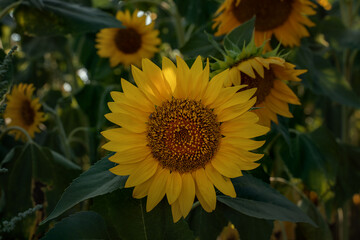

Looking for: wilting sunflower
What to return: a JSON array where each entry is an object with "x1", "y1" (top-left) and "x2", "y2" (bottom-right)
[
  {"x1": 3, "y1": 83, "x2": 45, "y2": 140},
  {"x1": 213, "y1": 0, "x2": 316, "y2": 48},
  {"x1": 95, "y1": 9, "x2": 161, "y2": 67},
  {"x1": 102, "y1": 56, "x2": 268, "y2": 222}
]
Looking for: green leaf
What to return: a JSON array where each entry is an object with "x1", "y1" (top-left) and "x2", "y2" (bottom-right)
[
  {"x1": 42, "y1": 211, "x2": 110, "y2": 240},
  {"x1": 42, "y1": 155, "x2": 127, "y2": 224},
  {"x1": 92, "y1": 189, "x2": 195, "y2": 240},
  {"x1": 14, "y1": 0, "x2": 123, "y2": 36},
  {"x1": 275, "y1": 127, "x2": 339, "y2": 200},
  {"x1": 218, "y1": 174, "x2": 316, "y2": 226},
  {"x1": 29, "y1": 0, "x2": 44, "y2": 8},
  {"x1": 293, "y1": 46, "x2": 360, "y2": 109},
  {"x1": 224, "y1": 17, "x2": 255, "y2": 52}
]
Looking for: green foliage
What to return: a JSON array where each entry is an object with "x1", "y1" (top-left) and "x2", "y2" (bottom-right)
[
  {"x1": 42, "y1": 211, "x2": 110, "y2": 240},
  {"x1": 219, "y1": 174, "x2": 315, "y2": 225},
  {"x1": 43, "y1": 155, "x2": 127, "y2": 224}
]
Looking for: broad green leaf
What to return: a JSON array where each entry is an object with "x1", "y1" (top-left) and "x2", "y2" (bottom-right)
[
  {"x1": 218, "y1": 174, "x2": 316, "y2": 226},
  {"x1": 188, "y1": 201, "x2": 273, "y2": 240},
  {"x1": 14, "y1": 0, "x2": 123, "y2": 36},
  {"x1": 92, "y1": 189, "x2": 195, "y2": 240},
  {"x1": 224, "y1": 17, "x2": 255, "y2": 52},
  {"x1": 42, "y1": 155, "x2": 127, "y2": 224},
  {"x1": 175, "y1": 0, "x2": 218, "y2": 26},
  {"x1": 42, "y1": 211, "x2": 110, "y2": 240}
]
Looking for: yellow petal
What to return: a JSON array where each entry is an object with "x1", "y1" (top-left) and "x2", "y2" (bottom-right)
[
  {"x1": 248, "y1": 58, "x2": 264, "y2": 78},
  {"x1": 223, "y1": 137, "x2": 265, "y2": 151},
  {"x1": 211, "y1": 85, "x2": 246, "y2": 109},
  {"x1": 264, "y1": 95, "x2": 293, "y2": 118},
  {"x1": 133, "y1": 176, "x2": 154, "y2": 199},
  {"x1": 146, "y1": 167, "x2": 170, "y2": 211},
  {"x1": 178, "y1": 173, "x2": 195, "y2": 218},
  {"x1": 171, "y1": 200, "x2": 183, "y2": 223},
  {"x1": 108, "y1": 147, "x2": 150, "y2": 164},
  {"x1": 211, "y1": 152, "x2": 243, "y2": 178},
  {"x1": 162, "y1": 57, "x2": 177, "y2": 92},
  {"x1": 125, "y1": 156, "x2": 159, "y2": 188},
  {"x1": 166, "y1": 171, "x2": 182, "y2": 204},
  {"x1": 104, "y1": 113, "x2": 146, "y2": 133},
  {"x1": 109, "y1": 163, "x2": 138, "y2": 176},
  {"x1": 121, "y1": 79, "x2": 154, "y2": 112},
  {"x1": 194, "y1": 168, "x2": 216, "y2": 211},
  {"x1": 217, "y1": 97, "x2": 256, "y2": 122},
  {"x1": 202, "y1": 69, "x2": 229, "y2": 106},
  {"x1": 237, "y1": 60, "x2": 255, "y2": 78},
  {"x1": 214, "y1": 88, "x2": 257, "y2": 114},
  {"x1": 205, "y1": 164, "x2": 236, "y2": 198}
]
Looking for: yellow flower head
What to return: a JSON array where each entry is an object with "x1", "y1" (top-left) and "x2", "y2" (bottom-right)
[
  {"x1": 225, "y1": 56, "x2": 306, "y2": 127},
  {"x1": 102, "y1": 56, "x2": 269, "y2": 222},
  {"x1": 4, "y1": 83, "x2": 45, "y2": 140},
  {"x1": 213, "y1": 0, "x2": 316, "y2": 48},
  {"x1": 95, "y1": 9, "x2": 161, "y2": 67}
]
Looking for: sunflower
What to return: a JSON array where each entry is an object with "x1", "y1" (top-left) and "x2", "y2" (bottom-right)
[
  {"x1": 213, "y1": 0, "x2": 316, "y2": 48},
  {"x1": 95, "y1": 9, "x2": 161, "y2": 67},
  {"x1": 102, "y1": 56, "x2": 269, "y2": 222},
  {"x1": 217, "y1": 223, "x2": 240, "y2": 240},
  {"x1": 3, "y1": 83, "x2": 45, "y2": 140},
  {"x1": 224, "y1": 56, "x2": 306, "y2": 126}
]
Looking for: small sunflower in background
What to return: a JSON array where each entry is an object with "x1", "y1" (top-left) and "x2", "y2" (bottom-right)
[
  {"x1": 211, "y1": 40, "x2": 306, "y2": 127},
  {"x1": 217, "y1": 223, "x2": 240, "y2": 240},
  {"x1": 3, "y1": 83, "x2": 45, "y2": 140},
  {"x1": 95, "y1": 9, "x2": 161, "y2": 67},
  {"x1": 102, "y1": 56, "x2": 268, "y2": 222},
  {"x1": 213, "y1": 0, "x2": 316, "y2": 48}
]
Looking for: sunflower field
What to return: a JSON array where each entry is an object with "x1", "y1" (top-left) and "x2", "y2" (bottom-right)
[{"x1": 1, "y1": 0, "x2": 360, "y2": 239}]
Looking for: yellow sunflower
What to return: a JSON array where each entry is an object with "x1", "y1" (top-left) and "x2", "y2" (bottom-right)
[
  {"x1": 213, "y1": 0, "x2": 316, "y2": 48},
  {"x1": 95, "y1": 9, "x2": 161, "y2": 67},
  {"x1": 225, "y1": 56, "x2": 306, "y2": 126},
  {"x1": 217, "y1": 223, "x2": 240, "y2": 240},
  {"x1": 3, "y1": 83, "x2": 45, "y2": 140},
  {"x1": 102, "y1": 56, "x2": 269, "y2": 222}
]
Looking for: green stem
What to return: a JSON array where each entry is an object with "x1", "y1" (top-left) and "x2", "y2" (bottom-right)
[
  {"x1": 0, "y1": 0, "x2": 23, "y2": 20},
  {"x1": 0, "y1": 126, "x2": 33, "y2": 143},
  {"x1": 168, "y1": 0, "x2": 185, "y2": 47},
  {"x1": 67, "y1": 126, "x2": 88, "y2": 143},
  {"x1": 43, "y1": 104, "x2": 72, "y2": 160}
]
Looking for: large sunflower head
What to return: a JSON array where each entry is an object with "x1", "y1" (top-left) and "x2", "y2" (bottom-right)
[
  {"x1": 95, "y1": 9, "x2": 161, "y2": 67},
  {"x1": 212, "y1": 43, "x2": 306, "y2": 127},
  {"x1": 102, "y1": 56, "x2": 269, "y2": 222},
  {"x1": 213, "y1": 0, "x2": 316, "y2": 48},
  {"x1": 3, "y1": 83, "x2": 45, "y2": 140}
]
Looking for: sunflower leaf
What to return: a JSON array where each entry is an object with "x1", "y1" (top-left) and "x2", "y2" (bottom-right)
[
  {"x1": 14, "y1": 0, "x2": 123, "y2": 36},
  {"x1": 218, "y1": 174, "x2": 316, "y2": 226},
  {"x1": 224, "y1": 17, "x2": 255, "y2": 52},
  {"x1": 42, "y1": 154, "x2": 127, "y2": 224},
  {"x1": 42, "y1": 211, "x2": 110, "y2": 240}
]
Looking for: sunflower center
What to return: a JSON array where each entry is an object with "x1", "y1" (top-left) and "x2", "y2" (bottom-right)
[
  {"x1": 240, "y1": 67, "x2": 275, "y2": 105},
  {"x1": 21, "y1": 100, "x2": 35, "y2": 126},
  {"x1": 232, "y1": 0, "x2": 293, "y2": 31},
  {"x1": 114, "y1": 28, "x2": 142, "y2": 54},
  {"x1": 147, "y1": 99, "x2": 221, "y2": 173}
]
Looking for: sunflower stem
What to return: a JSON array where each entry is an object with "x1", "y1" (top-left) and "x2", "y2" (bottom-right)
[
  {"x1": 0, "y1": 126, "x2": 33, "y2": 143},
  {"x1": 167, "y1": 0, "x2": 185, "y2": 47},
  {"x1": 0, "y1": 0, "x2": 23, "y2": 20},
  {"x1": 43, "y1": 104, "x2": 72, "y2": 160}
]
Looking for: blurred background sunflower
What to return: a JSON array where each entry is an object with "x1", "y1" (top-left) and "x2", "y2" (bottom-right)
[
  {"x1": 3, "y1": 83, "x2": 45, "y2": 140},
  {"x1": 213, "y1": 0, "x2": 317, "y2": 48},
  {"x1": 95, "y1": 9, "x2": 161, "y2": 67}
]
